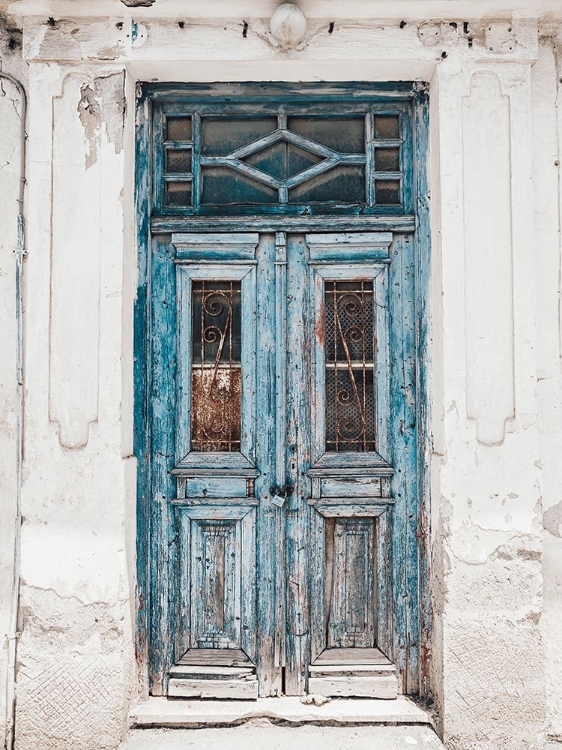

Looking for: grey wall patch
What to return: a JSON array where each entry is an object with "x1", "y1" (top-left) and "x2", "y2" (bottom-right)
[
  {"x1": 77, "y1": 84, "x2": 101, "y2": 169},
  {"x1": 544, "y1": 500, "x2": 562, "y2": 538},
  {"x1": 96, "y1": 71, "x2": 126, "y2": 155}
]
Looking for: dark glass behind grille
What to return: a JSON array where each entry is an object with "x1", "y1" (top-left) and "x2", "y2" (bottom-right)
[
  {"x1": 165, "y1": 181, "x2": 192, "y2": 207},
  {"x1": 201, "y1": 117, "x2": 278, "y2": 156},
  {"x1": 158, "y1": 103, "x2": 409, "y2": 213},
  {"x1": 287, "y1": 116, "x2": 365, "y2": 153},
  {"x1": 166, "y1": 117, "x2": 192, "y2": 141},
  {"x1": 191, "y1": 281, "x2": 242, "y2": 452},
  {"x1": 325, "y1": 281, "x2": 376, "y2": 452}
]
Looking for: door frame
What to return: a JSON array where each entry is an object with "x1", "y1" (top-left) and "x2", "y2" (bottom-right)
[{"x1": 133, "y1": 81, "x2": 432, "y2": 699}]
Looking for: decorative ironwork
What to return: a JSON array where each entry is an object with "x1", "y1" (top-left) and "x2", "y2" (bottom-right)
[
  {"x1": 191, "y1": 281, "x2": 242, "y2": 452},
  {"x1": 325, "y1": 281, "x2": 376, "y2": 452}
]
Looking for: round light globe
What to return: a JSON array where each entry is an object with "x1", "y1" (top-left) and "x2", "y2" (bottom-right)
[{"x1": 270, "y1": 3, "x2": 307, "y2": 47}]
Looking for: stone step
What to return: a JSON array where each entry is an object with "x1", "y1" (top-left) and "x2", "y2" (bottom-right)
[{"x1": 121, "y1": 722, "x2": 444, "y2": 750}]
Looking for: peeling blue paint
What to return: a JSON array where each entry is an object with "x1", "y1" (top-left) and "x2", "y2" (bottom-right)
[{"x1": 134, "y1": 83, "x2": 431, "y2": 698}]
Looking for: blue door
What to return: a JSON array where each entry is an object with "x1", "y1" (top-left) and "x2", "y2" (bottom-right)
[{"x1": 136, "y1": 84, "x2": 428, "y2": 700}]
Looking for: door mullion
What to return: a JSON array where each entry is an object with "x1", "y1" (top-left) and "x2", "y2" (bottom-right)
[
  {"x1": 254, "y1": 233, "x2": 282, "y2": 696},
  {"x1": 284, "y1": 235, "x2": 311, "y2": 696},
  {"x1": 274, "y1": 232, "x2": 288, "y2": 681}
]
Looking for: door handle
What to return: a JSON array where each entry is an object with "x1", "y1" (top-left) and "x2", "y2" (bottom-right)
[{"x1": 270, "y1": 483, "x2": 294, "y2": 507}]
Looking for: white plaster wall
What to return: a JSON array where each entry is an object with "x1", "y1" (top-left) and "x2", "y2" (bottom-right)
[
  {"x1": 0, "y1": 31, "x2": 26, "y2": 744},
  {"x1": 10, "y1": 61, "x2": 137, "y2": 749},
  {"x1": 0, "y1": 4, "x2": 561, "y2": 749},
  {"x1": 534, "y1": 32, "x2": 562, "y2": 745}
]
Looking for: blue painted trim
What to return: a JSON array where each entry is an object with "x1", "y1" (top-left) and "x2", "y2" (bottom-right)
[
  {"x1": 413, "y1": 87, "x2": 432, "y2": 698},
  {"x1": 143, "y1": 81, "x2": 418, "y2": 102},
  {"x1": 133, "y1": 89, "x2": 151, "y2": 695}
]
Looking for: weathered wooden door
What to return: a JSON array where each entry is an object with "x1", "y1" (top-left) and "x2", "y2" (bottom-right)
[
  {"x1": 148, "y1": 229, "x2": 416, "y2": 699},
  {"x1": 138, "y1": 83, "x2": 428, "y2": 702}
]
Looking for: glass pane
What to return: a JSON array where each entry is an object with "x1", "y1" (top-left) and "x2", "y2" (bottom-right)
[
  {"x1": 374, "y1": 115, "x2": 400, "y2": 140},
  {"x1": 201, "y1": 117, "x2": 278, "y2": 156},
  {"x1": 244, "y1": 142, "x2": 322, "y2": 180},
  {"x1": 165, "y1": 181, "x2": 192, "y2": 207},
  {"x1": 191, "y1": 280, "x2": 242, "y2": 452},
  {"x1": 375, "y1": 179, "x2": 400, "y2": 205},
  {"x1": 325, "y1": 281, "x2": 376, "y2": 452},
  {"x1": 201, "y1": 166, "x2": 277, "y2": 204},
  {"x1": 374, "y1": 147, "x2": 400, "y2": 172},
  {"x1": 166, "y1": 149, "x2": 192, "y2": 174},
  {"x1": 289, "y1": 165, "x2": 365, "y2": 204},
  {"x1": 288, "y1": 117, "x2": 365, "y2": 153},
  {"x1": 166, "y1": 117, "x2": 192, "y2": 141}
]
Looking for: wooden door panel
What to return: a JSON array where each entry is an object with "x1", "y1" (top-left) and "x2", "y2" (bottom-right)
[
  {"x1": 192, "y1": 518, "x2": 241, "y2": 649},
  {"x1": 160, "y1": 234, "x2": 267, "y2": 698},
  {"x1": 176, "y1": 506, "x2": 257, "y2": 656},
  {"x1": 303, "y1": 233, "x2": 399, "y2": 698},
  {"x1": 326, "y1": 517, "x2": 376, "y2": 649}
]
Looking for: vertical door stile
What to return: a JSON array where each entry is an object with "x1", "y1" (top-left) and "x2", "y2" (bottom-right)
[
  {"x1": 309, "y1": 262, "x2": 327, "y2": 665},
  {"x1": 285, "y1": 235, "x2": 311, "y2": 695},
  {"x1": 149, "y1": 237, "x2": 178, "y2": 694},
  {"x1": 274, "y1": 232, "x2": 288, "y2": 684},
  {"x1": 388, "y1": 234, "x2": 418, "y2": 691},
  {"x1": 254, "y1": 233, "x2": 281, "y2": 696},
  {"x1": 374, "y1": 262, "x2": 393, "y2": 660}
]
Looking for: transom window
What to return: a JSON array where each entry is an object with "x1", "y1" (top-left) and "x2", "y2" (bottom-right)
[{"x1": 152, "y1": 93, "x2": 413, "y2": 216}]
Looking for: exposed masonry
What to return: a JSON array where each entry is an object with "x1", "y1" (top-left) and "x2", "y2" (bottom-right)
[
  {"x1": 544, "y1": 500, "x2": 562, "y2": 537},
  {"x1": 15, "y1": 586, "x2": 132, "y2": 750},
  {"x1": 120, "y1": 0, "x2": 155, "y2": 6}
]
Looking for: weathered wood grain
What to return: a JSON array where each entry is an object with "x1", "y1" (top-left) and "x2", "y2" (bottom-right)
[
  {"x1": 314, "y1": 648, "x2": 387, "y2": 664},
  {"x1": 285, "y1": 234, "x2": 312, "y2": 696},
  {"x1": 178, "y1": 648, "x2": 251, "y2": 666},
  {"x1": 169, "y1": 665, "x2": 254, "y2": 678},
  {"x1": 308, "y1": 675, "x2": 398, "y2": 699},
  {"x1": 168, "y1": 678, "x2": 258, "y2": 699}
]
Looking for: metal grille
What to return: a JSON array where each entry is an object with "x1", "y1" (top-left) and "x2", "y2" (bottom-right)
[
  {"x1": 191, "y1": 281, "x2": 242, "y2": 452},
  {"x1": 325, "y1": 281, "x2": 376, "y2": 452}
]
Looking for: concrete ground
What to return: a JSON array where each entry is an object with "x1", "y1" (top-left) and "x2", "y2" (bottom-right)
[{"x1": 120, "y1": 720, "x2": 444, "y2": 749}]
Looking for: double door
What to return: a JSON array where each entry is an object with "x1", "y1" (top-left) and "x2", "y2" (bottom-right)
[{"x1": 148, "y1": 229, "x2": 418, "y2": 698}]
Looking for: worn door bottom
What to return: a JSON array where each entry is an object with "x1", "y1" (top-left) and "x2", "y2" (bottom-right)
[
  {"x1": 309, "y1": 648, "x2": 398, "y2": 699},
  {"x1": 131, "y1": 696, "x2": 431, "y2": 728},
  {"x1": 168, "y1": 649, "x2": 258, "y2": 699}
]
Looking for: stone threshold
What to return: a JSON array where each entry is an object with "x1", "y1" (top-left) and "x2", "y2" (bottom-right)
[{"x1": 131, "y1": 696, "x2": 433, "y2": 728}]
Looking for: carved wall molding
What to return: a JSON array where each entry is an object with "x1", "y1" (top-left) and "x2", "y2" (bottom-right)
[
  {"x1": 462, "y1": 70, "x2": 515, "y2": 445},
  {"x1": 49, "y1": 73, "x2": 101, "y2": 449}
]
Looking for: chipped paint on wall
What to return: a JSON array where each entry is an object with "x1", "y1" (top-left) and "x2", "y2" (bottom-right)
[{"x1": 77, "y1": 71, "x2": 125, "y2": 170}]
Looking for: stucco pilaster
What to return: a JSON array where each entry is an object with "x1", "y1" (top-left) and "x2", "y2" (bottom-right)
[
  {"x1": 14, "y1": 61, "x2": 136, "y2": 750},
  {"x1": 432, "y1": 25, "x2": 546, "y2": 750}
]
